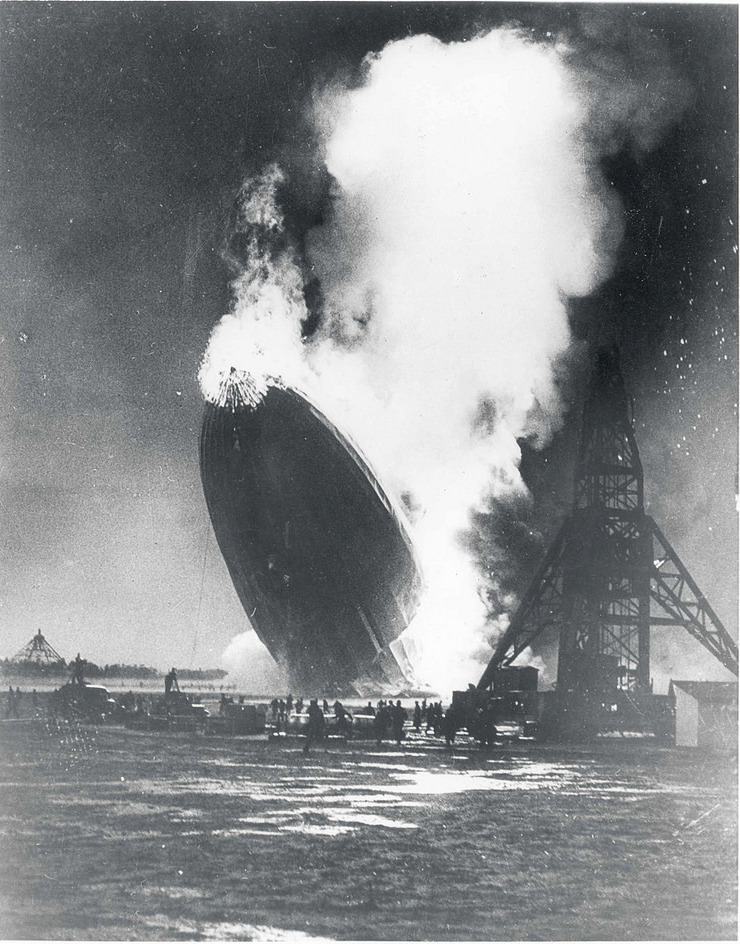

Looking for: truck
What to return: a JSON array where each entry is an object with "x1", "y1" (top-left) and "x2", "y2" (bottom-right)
[
  {"x1": 450, "y1": 667, "x2": 540, "y2": 745},
  {"x1": 49, "y1": 682, "x2": 118, "y2": 723}
]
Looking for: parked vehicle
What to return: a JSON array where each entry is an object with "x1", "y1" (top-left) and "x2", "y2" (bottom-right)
[
  {"x1": 49, "y1": 682, "x2": 117, "y2": 722},
  {"x1": 208, "y1": 701, "x2": 266, "y2": 735},
  {"x1": 144, "y1": 691, "x2": 210, "y2": 730}
]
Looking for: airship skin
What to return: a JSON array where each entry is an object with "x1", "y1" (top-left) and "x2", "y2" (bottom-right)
[{"x1": 200, "y1": 380, "x2": 423, "y2": 693}]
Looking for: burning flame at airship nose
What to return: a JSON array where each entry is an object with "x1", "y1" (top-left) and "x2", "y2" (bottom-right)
[
  {"x1": 197, "y1": 281, "x2": 308, "y2": 409},
  {"x1": 197, "y1": 163, "x2": 310, "y2": 409},
  {"x1": 212, "y1": 367, "x2": 280, "y2": 412}
]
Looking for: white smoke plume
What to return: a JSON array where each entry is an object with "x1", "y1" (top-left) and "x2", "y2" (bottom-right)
[
  {"x1": 221, "y1": 631, "x2": 289, "y2": 695},
  {"x1": 201, "y1": 22, "x2": 689, "y2": 692}
]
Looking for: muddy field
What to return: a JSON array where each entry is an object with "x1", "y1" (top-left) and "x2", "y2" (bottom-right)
[{"x1": 0, "y1": 716, "x2": 736, "y2": 942}]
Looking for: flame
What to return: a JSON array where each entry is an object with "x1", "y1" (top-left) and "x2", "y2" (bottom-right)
[
  {"x1": 198, "y1": 164, "x2": 310, "y2": 406},
  {"x1": 211, "y1": 368, "x2": 281, "y2": 412}
]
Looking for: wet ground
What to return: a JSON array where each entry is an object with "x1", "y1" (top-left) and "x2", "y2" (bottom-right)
[{"x1": 0, "y1": 718, "x2": 736, "y2": 941}]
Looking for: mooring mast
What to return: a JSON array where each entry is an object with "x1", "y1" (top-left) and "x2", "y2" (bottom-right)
[
  {"x1": 11, "y1": 630, "x2": 65, "y2": 665},
  {"x1": 478, "y1": 347, "x2": 737, "y2": 713}
]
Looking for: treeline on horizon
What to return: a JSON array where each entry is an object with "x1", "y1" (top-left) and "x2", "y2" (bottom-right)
[{"x1": 0, "y1": 659, "x2": 228, "y2": 681}]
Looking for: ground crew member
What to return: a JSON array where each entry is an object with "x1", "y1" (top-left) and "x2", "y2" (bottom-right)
[
  {"x1": 303, "y1": 698, "x2": 325, "y2": 754},
  {"x1": 392, "y1": 700, "x2": 407, "y2": 744},
  {"x1": 71, "y1": 653, "x2": 86, "y2": 685}
]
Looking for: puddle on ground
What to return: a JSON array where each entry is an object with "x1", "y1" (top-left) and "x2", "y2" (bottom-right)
[
  {"x1": 385, "y1": 770, "x2": 540, "y2": 795},
  {"x1": 324, "y1": 810, "x2": 418, "y2": 829},
  {"x1": 141, "y1": 914, "x2": 333, "y2": 941}
]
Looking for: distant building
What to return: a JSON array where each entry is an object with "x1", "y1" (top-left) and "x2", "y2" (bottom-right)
[
  {"x1": 11, "y1": 630, "x2": 65, "y2": 665},
  {"x1": 669, "y1": 680, "x2": 738, "y2": 750}
]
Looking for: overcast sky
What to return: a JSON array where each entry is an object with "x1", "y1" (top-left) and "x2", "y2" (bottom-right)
[{"x1": 1, "y1": 3, "x2": 736, "y2": 686}]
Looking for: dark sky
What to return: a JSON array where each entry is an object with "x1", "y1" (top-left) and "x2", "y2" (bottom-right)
[{"x1": 1, "y1": 3, "x2": 736, "y2": 680}]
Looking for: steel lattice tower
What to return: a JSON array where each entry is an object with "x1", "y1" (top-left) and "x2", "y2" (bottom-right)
[
  {"x1": 11, "y1": 630, "x2": 65, "y2": 665},
  {"x1": 478, "y1": 347, "x2": 738, "y2": 708}
]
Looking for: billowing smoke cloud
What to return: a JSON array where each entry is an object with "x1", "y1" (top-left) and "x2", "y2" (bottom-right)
[
  {"x1": 221, "y1": 631, "x2": 289, "y2": 695},
  {"x1": 201, "y1": 21, "x2": 689, "y2": 692}
]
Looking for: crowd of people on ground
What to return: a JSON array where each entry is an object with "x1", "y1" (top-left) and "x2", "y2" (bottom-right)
[
  {"x1": 4, "y1": 673, "x2": 458, "y2": 747},
  {"x1": 4, "y1": 686, "x2": 42, "y2": 719},
  {"x1": 117, "y1": 690, "x2": 151, "y2": 715},
  {"x1": 263, "y1": 693, "x2": 450, "y2": 751}
]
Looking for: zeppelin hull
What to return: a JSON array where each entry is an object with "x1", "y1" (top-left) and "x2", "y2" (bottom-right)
[{"x1": 200, "y1": 385, "x2": 422, "y2": 692}]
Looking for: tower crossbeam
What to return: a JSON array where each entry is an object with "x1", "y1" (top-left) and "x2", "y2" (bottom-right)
[
  {"x1": 648, "y1": 518, "x2": 738, "y2": 674},
  {"x1": 478, "y1": 347, "x2": 737, "y2": 703}
]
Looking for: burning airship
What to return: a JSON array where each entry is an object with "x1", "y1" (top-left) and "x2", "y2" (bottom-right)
[{"x1": 200, "y1": 370, "x2": 423, "y2": 693}]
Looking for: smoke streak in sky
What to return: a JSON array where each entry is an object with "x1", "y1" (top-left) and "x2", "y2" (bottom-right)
[{"x1": 201, "y1": 24, "x2": 692, "y2": 690}]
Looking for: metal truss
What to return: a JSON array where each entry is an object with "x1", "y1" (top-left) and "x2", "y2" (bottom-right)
[
  {"x1": 478, "y1": 520, "x2": 569, "y2": 689},
  {"x1": 647, "y1": 517, "x2": 738, "y2": 675},
  {"x1": 480, "y1": 511, "x2": 738, "y2": 688},
  {"x1": 478, "y1": 346, "x2": 738, "y2": 693},
  {"x1": 11, "y1": 629, "x2": 64, "y2": 665}
]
